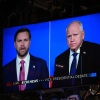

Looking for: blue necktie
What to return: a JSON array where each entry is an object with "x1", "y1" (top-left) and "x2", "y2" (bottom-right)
[
  {"x1": 70, "y1": 53, "x2": 78, "y2": 75},
  {"x1": 70, "y1": 53, "x2": 78, "y2": 85}
]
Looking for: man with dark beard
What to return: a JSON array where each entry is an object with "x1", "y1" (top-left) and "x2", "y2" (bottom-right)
[{"x1": 2, "y1": 28, "x2": 49, "y2": 93}]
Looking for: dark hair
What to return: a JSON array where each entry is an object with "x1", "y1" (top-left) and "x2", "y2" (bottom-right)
[{"x1": 14, "y1": 28, "x2": 31, "y2": 42}]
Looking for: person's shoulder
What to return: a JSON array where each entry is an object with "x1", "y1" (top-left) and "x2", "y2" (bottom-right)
[
  {"x1": 83, "y1": 41, "x2": 100, "y2": 48},
  {"x1": 82, "y1": 41, "x2": 100, "y2": 53},
  {"x1": 3, "y1": 58, "x2": 16, "y2": 68},
  {"x1": 30, "y1": 54, "x2": 46, "y2": 62},
  {"x1": 84, "y1": 41, "x2": 100, "y2": 46},
  {"x1": 55, "y1": 49, "x2": 70, "y2": 60}
]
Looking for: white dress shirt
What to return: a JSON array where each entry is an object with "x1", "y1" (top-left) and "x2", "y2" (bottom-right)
[
  {"x1": 69, "y1": 48, "x2": 80, "y2": 75},
  {"x1": 16, "y1": 52, "x2": 30, "y2": 81}
]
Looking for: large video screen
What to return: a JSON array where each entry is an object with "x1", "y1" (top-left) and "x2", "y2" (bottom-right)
[{"x1": 2, "y1": 13, "x2": 100, "y2": 93}]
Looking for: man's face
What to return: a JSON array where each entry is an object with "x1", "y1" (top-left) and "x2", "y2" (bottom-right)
[
  {"x1": 14, "y1": 32, "x2": 30, "y2": 59},
  {"x1": 66, "y1": 22, "x2": 84, "y2": 52}
]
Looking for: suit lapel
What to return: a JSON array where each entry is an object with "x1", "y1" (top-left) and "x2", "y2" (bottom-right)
[
  {"x1": 66, "y1": 50, "x2": 70, "y2": 75},
  {"x1": 12, "y1": 59, "x2": 19, "y2": 90},
  {"x1": 12, "y1": 59, "x2": 18, "y2": 81},
  {"x1": 27, "y1": 55, "x2": 37, "y2": 80},
  {"x1": 62, "y1": 50, "x2": 70, "y2": 75},
  {"x1": 76, "y1": 50, "x2": 83, "y2": 74},
  {"x1": 76, "y1": 41, "x2": 87, "y2": 74}
]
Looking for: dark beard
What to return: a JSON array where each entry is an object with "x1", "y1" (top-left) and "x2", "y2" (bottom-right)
[{"x1": 17, "y1": 50, "x2": 28, "y2": 58}]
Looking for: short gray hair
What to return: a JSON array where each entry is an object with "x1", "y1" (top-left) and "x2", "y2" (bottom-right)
[{"x1": 66, "y1": 20, "x2": 83, "y2": 32}]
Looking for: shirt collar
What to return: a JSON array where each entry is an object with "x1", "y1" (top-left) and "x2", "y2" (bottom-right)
[
  {"x1": 16, "y1": 52, "x2": 30, "y2": 64},
  {"x1": 70, "y1": 48, "x2": 80, "y2": 56}
]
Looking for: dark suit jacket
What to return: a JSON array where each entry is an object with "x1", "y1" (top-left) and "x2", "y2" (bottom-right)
[
  {"x1": 2, "y1": 54, "x2": 49, "y2": 93},
  {"x1": 53, "y1": 41, "x2": 100, "y2": 88}
]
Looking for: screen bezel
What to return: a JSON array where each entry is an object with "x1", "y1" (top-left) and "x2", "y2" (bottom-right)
[{"x1": 1, "y1": 12, "x2": 100, "y2": 94}]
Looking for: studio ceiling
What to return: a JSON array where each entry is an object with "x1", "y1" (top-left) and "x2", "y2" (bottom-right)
[{"x1": 0, "y1": 0, "x2": 100, "y2": 27}]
